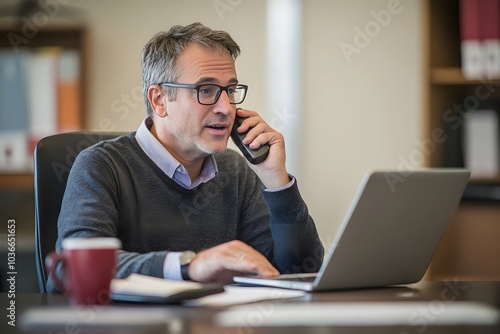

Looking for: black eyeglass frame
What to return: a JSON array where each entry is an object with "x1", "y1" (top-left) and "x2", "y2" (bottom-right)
[{"x1": 158, "y1": 82, "x2": 248, "y2": 105}]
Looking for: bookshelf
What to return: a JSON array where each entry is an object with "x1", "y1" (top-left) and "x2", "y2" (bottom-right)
[
  {"x1": 425, "y1": 0, "x2": 500, "y2": 280},
  {"x1": 0, "y1": 24, "x2": 87, "y2": 292},
  {"x1": 0, "y1": 24, "x2": 87, "y2": 190}
]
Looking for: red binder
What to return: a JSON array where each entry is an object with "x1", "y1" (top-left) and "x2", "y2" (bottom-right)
[
  {"x1": 459, "y1": 0, "x2": 482, "y2": 79},
  {"x1": 478, "y1": 0, "x2": 500, "y2": 79}
]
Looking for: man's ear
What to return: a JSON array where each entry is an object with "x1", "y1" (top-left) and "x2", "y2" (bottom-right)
[{"x1": 148, "y1": 85, "x2": 168, "y2": 117}]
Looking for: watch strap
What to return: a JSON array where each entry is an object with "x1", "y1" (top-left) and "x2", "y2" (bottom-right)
[{"x1": 181, "y1": 263, "x2": 191, "y2": 281}]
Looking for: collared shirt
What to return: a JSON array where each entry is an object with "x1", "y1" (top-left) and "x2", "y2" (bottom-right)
[
  {"x1": 135, "y1": 117, "x2": 218, "y2": 189},
  {"x1": 134, "y1": 117, "x2": 295, "y2": 280}
]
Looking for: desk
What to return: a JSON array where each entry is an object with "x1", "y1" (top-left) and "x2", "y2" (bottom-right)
[{"x1": 3, "y1": 281, "x2": 500, "y2": 334}]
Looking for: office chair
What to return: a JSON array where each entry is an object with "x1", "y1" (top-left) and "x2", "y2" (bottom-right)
[{"x1": 34, "y1": 132, "x2": 126, "y2": 293}]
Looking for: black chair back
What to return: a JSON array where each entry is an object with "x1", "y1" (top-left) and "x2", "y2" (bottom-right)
[{"x1": 34, "y1": 132, "x2": 125, "y2": 293}]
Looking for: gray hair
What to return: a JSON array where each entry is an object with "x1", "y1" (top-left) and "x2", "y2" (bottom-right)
[{"x1": 141, "y1": 22, "x2": 241, "y2": 117}]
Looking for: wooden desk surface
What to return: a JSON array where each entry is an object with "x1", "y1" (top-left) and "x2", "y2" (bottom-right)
[{"x1": 3, "y1": 281, "x2": 500, "y2": 334}]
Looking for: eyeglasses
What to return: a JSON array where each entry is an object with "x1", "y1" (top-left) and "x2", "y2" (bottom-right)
[{"x1": 158, "y1": 83, "x2": 248, "y2": 105}]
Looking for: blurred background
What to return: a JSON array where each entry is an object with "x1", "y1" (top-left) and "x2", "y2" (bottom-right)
[{"x1": 4, "y1": 0, "x2": 497, "y2": 292}]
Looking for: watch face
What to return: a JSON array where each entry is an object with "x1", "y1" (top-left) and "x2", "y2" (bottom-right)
[{"x1": 180, "y1": 251, "x2": 196, "y2": 265}]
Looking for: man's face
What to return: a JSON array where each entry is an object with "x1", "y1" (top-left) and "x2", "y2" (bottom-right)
[{"x1": 164, "y1": 42, "x2": 238, "y2": 161}]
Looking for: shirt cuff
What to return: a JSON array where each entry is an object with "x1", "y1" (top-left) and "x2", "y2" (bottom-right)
[
  {"x1": 263, "y1": 175, "x2": 296, "y2": 192},
  {"x1": 163, "y1": 252, "x2": 183, "y2": 280}
]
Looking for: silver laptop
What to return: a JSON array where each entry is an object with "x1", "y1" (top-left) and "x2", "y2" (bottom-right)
[{"x1": 234, "y1": 169, "x2": 470, "y2": 291}]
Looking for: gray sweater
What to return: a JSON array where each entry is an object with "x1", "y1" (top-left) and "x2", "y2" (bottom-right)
[{"x1": 48, "y1": 133, "x2": 323, "y2": 292}]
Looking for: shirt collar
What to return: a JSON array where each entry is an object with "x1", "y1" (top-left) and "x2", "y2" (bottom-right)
[{"x1": 135, "y1": 117, "x2": 218, "y2": 189}]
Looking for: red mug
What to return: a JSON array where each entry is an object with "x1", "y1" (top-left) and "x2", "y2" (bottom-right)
[{"x1": 46, "y1": 237, "x2": 121, "y2": 305}]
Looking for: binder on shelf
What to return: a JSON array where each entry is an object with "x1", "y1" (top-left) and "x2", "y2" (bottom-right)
[
  {"x1": 460, "y1": 0, "x2": 500, "y2": 80},
  {"x1": 462, "y1": 183, "x2": 500, "y2": 201},
  {"x1": 459, "y1": 0, "x2": 482, "y2": 80},
  {"x1": 0, "y1": 50, "x2": 29, "y2": 172},
  {"x1": 25, "y1": 48, "x2": 59, "y2": 161},
  {"x1": 478, "y1": 0, "x2": 500, "y2": 79},
  {"x1": 57, "y1": 50, "x2": 81, "y2": 132},
  {"x1": 0, "y1": 47, "x2": 83, "y2": 173},
  {"x1": 462, "y1": 109, "x2": 500, "y2": 179}
]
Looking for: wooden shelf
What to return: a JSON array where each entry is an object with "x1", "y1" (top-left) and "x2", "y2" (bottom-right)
[
  {"x1": 431, "y1": 67, "x2": 500, "y2": 85},
  {"x1": 469, "y1": 178, "x2": 500, "y2": 185},
  {"x1": 0, "y1": 173, "x2": 33, "y2": 191},
  {"x1": 0, "y1": 24, "x2": 86, "y2": 49}
]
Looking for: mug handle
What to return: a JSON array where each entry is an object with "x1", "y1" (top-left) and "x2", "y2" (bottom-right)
[{"x1": 45, "y1": 251, "x2": 66, "y2": 293}]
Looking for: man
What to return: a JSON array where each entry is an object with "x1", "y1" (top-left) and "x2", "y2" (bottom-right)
[{"x1": 48, "y1": 22, "x2": 323, "y2": 291}]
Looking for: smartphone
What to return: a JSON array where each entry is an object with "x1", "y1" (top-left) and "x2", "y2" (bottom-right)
[{"x1": 231, "y1": 115, "x2": 270, "y2": 165}]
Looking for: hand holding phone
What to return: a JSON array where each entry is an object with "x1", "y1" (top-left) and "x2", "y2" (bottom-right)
[{"x1": 231, "y1": 114, "x2": 270, "y2": 165}]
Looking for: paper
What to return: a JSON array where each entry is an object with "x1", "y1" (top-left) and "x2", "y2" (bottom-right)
[
  {"x1": 216, "y1": 301, "x2": 500, "y2": 327},
  {"x1": 185, "y1": 285, "x2": 306, "y2": 307}
]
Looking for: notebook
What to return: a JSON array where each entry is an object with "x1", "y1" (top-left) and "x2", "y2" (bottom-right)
[
  {"x1": 110, "y1": 273, "x2": 224, "y2": 304},
  {"x1": 234, "y1": 169, "x2": 470, "y2": 291}
]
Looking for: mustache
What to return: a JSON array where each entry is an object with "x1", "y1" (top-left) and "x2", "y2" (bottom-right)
[{"x1": 206, "y1": 115, "x2": 231, "y2": 124}]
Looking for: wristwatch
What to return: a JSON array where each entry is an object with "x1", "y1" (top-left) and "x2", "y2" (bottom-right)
[{"x1": 179, "y1": 251, "x2": 196, "y2": 281}]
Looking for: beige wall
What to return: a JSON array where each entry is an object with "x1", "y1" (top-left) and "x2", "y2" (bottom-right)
[
  {"x1": 302, "y1": 0, "x2": 425, "y2": 243},
  {"x1": 71, "y1": 0, "x2": 425, "y2": 246},
  {"x1": 71, "y1": 0, "x2": 267, "y2": 132}
]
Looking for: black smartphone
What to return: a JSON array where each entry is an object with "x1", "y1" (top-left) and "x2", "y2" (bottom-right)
[{"x1": 231, "y1": 115, "x2": 270, "y2": 165}]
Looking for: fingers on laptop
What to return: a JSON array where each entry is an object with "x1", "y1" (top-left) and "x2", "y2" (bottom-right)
[{"x1": 188, "y1": 240, "x2": 280, "y2": 283}]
